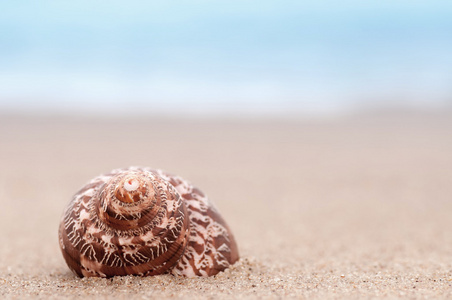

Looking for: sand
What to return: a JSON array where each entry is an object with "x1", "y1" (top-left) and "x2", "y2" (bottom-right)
[{"x1": 1, "y1": 112, "x2": 452, "y2": 299}]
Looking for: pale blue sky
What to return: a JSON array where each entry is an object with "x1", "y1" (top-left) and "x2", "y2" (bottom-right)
[{"x1": 1, "y1": 1, "x2": 451, "y2": 115}]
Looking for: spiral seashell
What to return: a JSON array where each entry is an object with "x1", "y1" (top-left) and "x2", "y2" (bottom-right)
[{"x1": 58, "y1": 167, "x2": 239, "y2": 277}]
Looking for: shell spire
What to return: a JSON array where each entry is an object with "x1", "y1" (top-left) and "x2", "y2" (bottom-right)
[
  {"x1": 58, "y1": 167, "x2": 239, "y2": 278},
  {"x1": 115, "y1": 175, "x2": 146, "y2": 203}
]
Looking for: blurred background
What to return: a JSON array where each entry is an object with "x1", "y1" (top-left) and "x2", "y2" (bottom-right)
[{"x1": 1, "y1": 0, "x2": 451, "y2": 116}]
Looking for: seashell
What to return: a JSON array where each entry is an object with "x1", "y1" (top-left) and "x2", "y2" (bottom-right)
[{"x1": 58, "y1": 167, "x2": 239, "y2": 277}]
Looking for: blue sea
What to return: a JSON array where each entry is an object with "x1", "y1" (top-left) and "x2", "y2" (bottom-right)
[{"x1": 0, "y1": 0, "x2": 451, "y2": 116}]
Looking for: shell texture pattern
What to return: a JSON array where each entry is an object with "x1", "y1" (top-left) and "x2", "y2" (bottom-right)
[{"x1": 58, "y1": 167, "x2": 239, "y2": 277}]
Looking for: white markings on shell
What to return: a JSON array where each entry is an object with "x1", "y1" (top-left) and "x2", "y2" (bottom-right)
[{"x1": 155, "y1": 170, "x2": 234, "y2": 277}]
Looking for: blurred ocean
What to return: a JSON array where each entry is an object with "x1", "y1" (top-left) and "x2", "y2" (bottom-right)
[{"x1": 0, "y1": 0, "x2": 451, "y2": 116}]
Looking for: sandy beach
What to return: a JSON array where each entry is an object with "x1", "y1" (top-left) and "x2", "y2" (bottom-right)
[{"x1": 1, "y1": 112, "x2": 452, "y2": 299}]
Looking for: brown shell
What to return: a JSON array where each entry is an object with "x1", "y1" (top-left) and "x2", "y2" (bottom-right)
[{"x1": 58, "y1": 167, "x2": 239, "y2": 277}]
